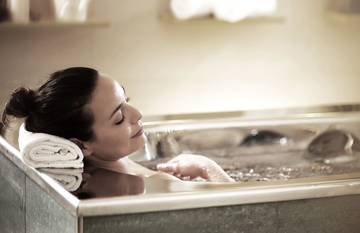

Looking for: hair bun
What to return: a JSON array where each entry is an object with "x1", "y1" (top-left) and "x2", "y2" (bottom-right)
[{"x1": 5, "y1": 87, "x2": 37, "y2": 118}]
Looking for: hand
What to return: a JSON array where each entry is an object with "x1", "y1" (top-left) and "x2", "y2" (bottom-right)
[
  {"x1": 156, "y1": 154, "x2": 234, "y2": 182},
  {"x1": 157, "y1": 154, "x2": 210, "y2": 181}
]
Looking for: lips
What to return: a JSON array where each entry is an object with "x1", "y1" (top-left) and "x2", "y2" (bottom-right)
[{"x1": 132, "y1": 127, "x2": 144, "y2": 138}]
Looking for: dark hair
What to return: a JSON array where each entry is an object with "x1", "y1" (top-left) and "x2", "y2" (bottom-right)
[{"x1": 1, "y1": 67, "x2": 99, "y2": 141}]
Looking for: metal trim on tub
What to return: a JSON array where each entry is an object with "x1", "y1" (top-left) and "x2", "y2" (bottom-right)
[
  {"x1": 142, "y1": 103, "x2": 360, "y2": 123},
  {"x1": 143, "y1": 112, "x2": 360, "y2": 132}
]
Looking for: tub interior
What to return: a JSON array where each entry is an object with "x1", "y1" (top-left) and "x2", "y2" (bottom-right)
[{"x1": 139, "y1": 116, "x2": 360, "y2": 182}]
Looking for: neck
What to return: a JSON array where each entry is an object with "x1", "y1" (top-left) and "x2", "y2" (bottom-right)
[{"x1": 85, "y1": 156, "x2": 130, "y2": 174}]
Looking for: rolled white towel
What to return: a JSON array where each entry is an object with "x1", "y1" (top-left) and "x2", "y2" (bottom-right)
[
  {"x1": 18, "y1": 123, "x2": 84, "y2": 168},
  {"x1": 170, "y1": 0, "x2": 214, "y2": 20},
  {"x1": 213, "y1": 0, "x2": 277, "y2": 23},
  {"x1": 39, "y1": 168, "x2": 83, "y2": 192}
]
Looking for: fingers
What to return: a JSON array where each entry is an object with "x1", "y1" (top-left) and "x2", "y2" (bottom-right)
[
  {"x1": 157, "y1": 163, "x2": 186, "y2": 180},
  {"x1": 156, "y1": 163, "x2": 179, "y2": 174},
  {"x1": 157, "y1": 161, "x2": 210, "y2": 181}
]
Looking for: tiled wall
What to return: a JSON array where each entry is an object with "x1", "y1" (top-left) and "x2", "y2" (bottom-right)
[{"x1": 0, "y1": 0, "x2": 360, "y2": 116}]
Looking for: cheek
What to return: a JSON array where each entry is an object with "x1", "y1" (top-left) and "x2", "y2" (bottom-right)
[
  {"x1": 91, "y1": 125, "x2": 144, "y2": 159},
  {"x1": 115, "y1": 127, "x2": 131, "y2": 142},
  {"x1": 92, "y1": 126, "x2": 126, "y2": 147},
  {"x1": 97, "y1": 126, "x2": 130, "y2": 142},
  {"x1": 105, "y1": 127, "x2": 132, "y2": 154}
]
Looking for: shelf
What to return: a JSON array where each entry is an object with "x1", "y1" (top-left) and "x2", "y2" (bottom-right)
[
  {"x1": 159, "y1": 10, "x2": 285, "y2": 25},
  {"x1": 0, "y1": 21, "x2": 110, "y2": 30},
  {"x1": 325, "y1": 11, "x2": 360, "y2": 23}
]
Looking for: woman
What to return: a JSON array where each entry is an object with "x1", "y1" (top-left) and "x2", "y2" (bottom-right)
[{"x1": 1, "y1": 67, "x2": 234, "y2": 182}]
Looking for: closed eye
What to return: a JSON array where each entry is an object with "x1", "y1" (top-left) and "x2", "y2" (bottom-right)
[
  {"x1": 109, "y1": 97, "x2": 131, "y2": 120},
  {"x1": 115, "y1": 117, "x2": 125, "y2": 125},
  {"x1": 114, "y1": 97, "x2": 130, "y2": 125}
]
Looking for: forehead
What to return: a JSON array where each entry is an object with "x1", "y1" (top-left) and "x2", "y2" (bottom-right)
[{"x1": 88, "y1": 75, "x2": 125, "y2": 120}]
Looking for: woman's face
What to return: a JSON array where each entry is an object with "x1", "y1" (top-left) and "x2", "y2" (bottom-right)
[{"x1": 83, "y1": 75, "x2": 145, "y2": 161}]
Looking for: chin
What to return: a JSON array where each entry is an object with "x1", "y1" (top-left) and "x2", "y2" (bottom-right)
[{"x1": 135, "y1": 134, "x2": 146, "y2": 147}]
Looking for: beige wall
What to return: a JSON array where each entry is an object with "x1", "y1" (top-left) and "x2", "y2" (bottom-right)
[{"x1": 0, "y1": 0, "x2": 360, "y2": 116}]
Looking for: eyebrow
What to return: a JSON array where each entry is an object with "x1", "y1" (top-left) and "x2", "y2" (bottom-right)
[
  {"x1": 109, "y1": 103, "x2": 123, "y2": 119},
  {"x1": 121, "y1": 85, "x2": 126, "y2": 94}
]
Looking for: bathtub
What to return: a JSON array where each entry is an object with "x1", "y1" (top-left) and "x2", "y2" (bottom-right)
[{"x1": 1, "y1": 104, "x2": 360, "y2": 233}]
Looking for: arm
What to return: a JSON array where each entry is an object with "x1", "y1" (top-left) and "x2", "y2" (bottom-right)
[{"x1": 157, "y1": 154, "x2": 235, "y2": 182}]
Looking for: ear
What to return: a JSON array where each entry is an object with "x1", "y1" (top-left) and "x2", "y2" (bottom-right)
[{"x1": 70, "y1": 138, "x2": 93, "y2": 157}]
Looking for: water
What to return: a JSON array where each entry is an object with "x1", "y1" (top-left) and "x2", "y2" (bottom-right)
[
  {"x1": 138, "y1": 150, "x2": 360, "y2": 182},
  {"x1": 222, "y1": 161, "x2": 359, "y2": 182},
  {"x1": 141, "y1": 127, "x2": 360, "y2": 182}
]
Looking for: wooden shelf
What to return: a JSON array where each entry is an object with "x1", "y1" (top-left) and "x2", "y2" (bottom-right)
[
  {"x1": 325, "y1": 11, "x2": 360, "y2": 23},
  {"x1": 159, "y1": 10, "x2": 285, "y2": 25},
  {"x1": 0, "y1": 21, "x2": 110, "y2": 30}
]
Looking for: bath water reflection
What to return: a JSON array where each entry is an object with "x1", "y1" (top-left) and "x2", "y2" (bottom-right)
[
  {"x1": 40, "y1": 166, "x2": 145, "y2": 199},
  {"x1": 39, "y1": 165, "x2": 238, "y2": 199}
]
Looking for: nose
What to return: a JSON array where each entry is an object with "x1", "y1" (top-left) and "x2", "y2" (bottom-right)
[{"x1": 125, "y1": 103, "x2": 142, "y2": 124}]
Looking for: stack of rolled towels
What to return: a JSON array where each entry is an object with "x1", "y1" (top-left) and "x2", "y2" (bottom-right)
[
  {"x1": 170, "y1": 0, "x2": 277, "y2": 23},
  {"x1": 38, "y1": 168, "x2": 83, "y2": 192},
  {"x1": 19, "y1": 123, "x2": 83, "y2": 168},
  {"x1": 18, "y1": 123, "x2": 83, "y2": 191}
]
